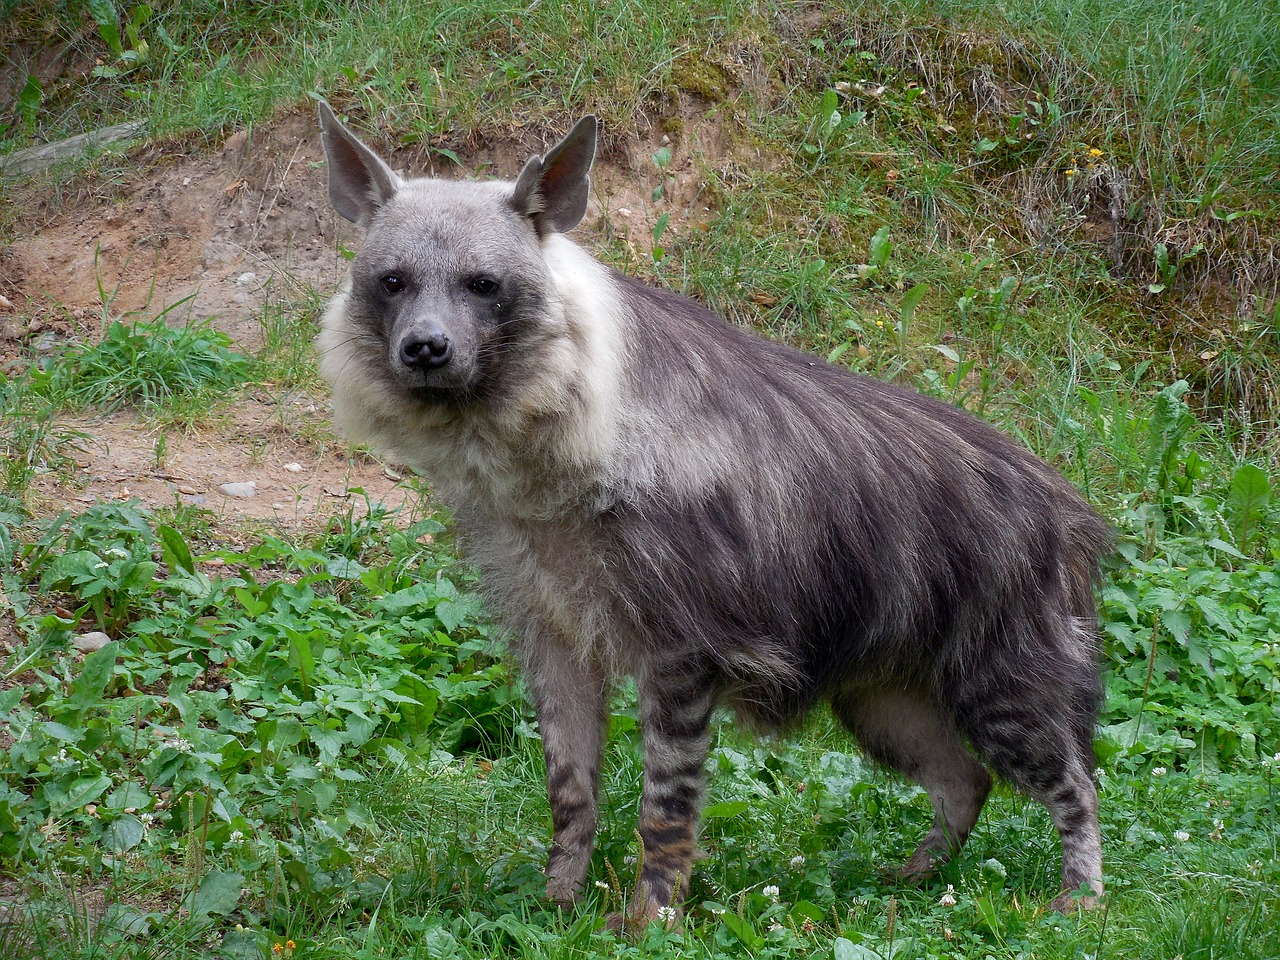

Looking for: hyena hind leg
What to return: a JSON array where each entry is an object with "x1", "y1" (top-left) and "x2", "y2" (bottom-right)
[
  {"x1": 832, "y1": 684, "x2": 992, "y2": 881},
  {"x1": 954, "y1": 655, "x2": 1104, "y2": 911}
]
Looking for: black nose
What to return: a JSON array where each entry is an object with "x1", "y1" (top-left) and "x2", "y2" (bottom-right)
[{"x1": 400, "y1": 332, "x2": 453, "y2": 369}]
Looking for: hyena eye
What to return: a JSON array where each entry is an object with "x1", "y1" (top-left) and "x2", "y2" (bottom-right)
[
  {"x1": 467, "y1": 276, "x2": 500, "y2": 297},
  {"x1": 380, "y1": 274, "x2": 405, "y2": 295}
]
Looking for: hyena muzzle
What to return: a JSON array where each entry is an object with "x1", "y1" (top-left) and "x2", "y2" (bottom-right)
[{"x1": 315, "y1": 102, "x2": 1111, "y2": 927}]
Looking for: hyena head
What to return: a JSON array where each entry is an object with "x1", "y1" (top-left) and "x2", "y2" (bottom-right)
[{"x1": 316, "y1": 101, "x2": 599, "y2": 412}]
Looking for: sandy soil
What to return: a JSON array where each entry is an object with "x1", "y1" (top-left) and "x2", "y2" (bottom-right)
[{"x1": 0, "y1": 102, "x2": 740, "y2": 528}]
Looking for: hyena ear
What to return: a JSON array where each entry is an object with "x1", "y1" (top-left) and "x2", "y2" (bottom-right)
[
  {"x1": 317, "y1": 100, "x2": 403, "y2": 227},
  {"x1": 511, "y1": 115, "x2": 598, "y2": 237}
]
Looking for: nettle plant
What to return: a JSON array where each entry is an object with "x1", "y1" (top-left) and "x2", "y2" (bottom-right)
[{"x1": 0, "y1": 500, "x2": 512, "y2": 909}]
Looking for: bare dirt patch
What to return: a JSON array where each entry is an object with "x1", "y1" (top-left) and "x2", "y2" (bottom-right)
[{"x1": 1, "y1": 101, "x2": 740, "y2": 527}]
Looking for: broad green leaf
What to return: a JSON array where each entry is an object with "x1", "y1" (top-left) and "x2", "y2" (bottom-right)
[
  {"x1": 186, "y1": 870, "x2": 244, "y2": 920},
  {"x1": 49, "y1": 774, "x2": 112, "y2": 817},
  {"x1": 834, "y1": 937, "x2": 880, "y2": 959},
  {"x1": 66, "y1": 643, "x2": 117, "y2": 712},
  {"x1": 702, "y1": 800, "x2": 750, "y2": 819},
  {"x1": 1227, "y1": 463, "x2": 1271, "y2": 550},
  {"x1": 900, "y1": 282, "x2": 928, "y2": 326},
  {"x1": 106, "y1": 815, "x2": 146, "y2": 853},
  {"x1": 720, "y1": 912, "x2": 764, "y2": 950},
  {"x1": 157, "y1": 523, "x2": 195, "y2": 574}
]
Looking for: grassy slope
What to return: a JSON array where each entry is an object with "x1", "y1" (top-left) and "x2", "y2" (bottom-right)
[{"x1": 1, "y1": 1, "x2": 1279, "y2": 958}]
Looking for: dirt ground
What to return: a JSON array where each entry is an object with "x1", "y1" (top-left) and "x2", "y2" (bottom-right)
[{"x1": 0, "y1": 103, "x2": 738, "y2": 528}]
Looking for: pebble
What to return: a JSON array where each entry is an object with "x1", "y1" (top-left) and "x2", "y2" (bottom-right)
[
  {"x1": 218, "y1": 481, "x2": 257, "y2": 498},
  {"x1": 177, "y1": 484, "x2": 198, "y2": 495},
  {"x1": 73, "y1": 631, "x2": 113, "y2": 654},
  {"x1": 0, "y1": 294, "x2": 12, "y2": 310},
  {"x1": 234, "y1": 271, "x2": 257, "y2": 286},
  {"x1": 282, "y1": 462, "x2": 303, "y2": 473}
]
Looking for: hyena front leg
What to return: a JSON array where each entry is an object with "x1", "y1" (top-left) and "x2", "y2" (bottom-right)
[
  {"x1": 609, "y1": 665, "x2": 715, "y2": 933},
  {"x1": 523, "y1": 643, "x2": 609, "y2": 905}
]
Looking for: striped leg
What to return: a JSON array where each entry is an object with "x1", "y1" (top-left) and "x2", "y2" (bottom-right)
[
  {"x1": 609, "y1": 665, "x2": 714, "y2": 933},
  {"x1": 953, "y1": 620, "x2": 1104, "y2": 912},
  {"x1": 523, "y1": 647, "x2": 609, "y2": 905}
]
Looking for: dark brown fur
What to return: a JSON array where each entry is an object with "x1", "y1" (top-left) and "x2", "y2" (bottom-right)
[{"x1": 316, "y1": 104, "x2": 1111, "y2": 927}]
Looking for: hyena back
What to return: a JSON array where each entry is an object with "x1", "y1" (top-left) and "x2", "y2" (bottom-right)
[{"x1": 315, "y1": 103, "x2": 1111, "y2": 925}]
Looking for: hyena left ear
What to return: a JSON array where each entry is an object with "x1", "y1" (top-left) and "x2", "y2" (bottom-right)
[
  {"x1": 512, "y1": 115, "x2": 598, "y2": 237},
  {"x1": 317, "y1": 99, "x2": 403, "y2": 227}
]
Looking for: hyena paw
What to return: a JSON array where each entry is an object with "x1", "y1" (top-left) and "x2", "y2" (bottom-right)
[
  {"x1": 1049, "y1": 887, "x2": 1103, "y2": 913},
  {"x1": 544, "y1": 875, "x2": 583, "y2": 907},
  {"x1": 604, "y1": 902, "x2": 682, "y2": 939},
  {"x1": 878, "y1": 849, "x2": 941, "y2": 884}
]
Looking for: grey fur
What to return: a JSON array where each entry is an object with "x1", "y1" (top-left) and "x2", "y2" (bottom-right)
[{"x1": 316, "y1": 103, "x2": 1111, "y2": 925}]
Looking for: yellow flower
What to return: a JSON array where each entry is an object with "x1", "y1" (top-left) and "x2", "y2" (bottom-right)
[
  {"x1": 272, "y1": 947, "x2": 283, "y2": 956},
  {"x1": 1065, "y1": 168, "x2": 1077, "y2": 176},
  {"x1": 1088, "y1": 147, "x2": 1104, "y2": 158},
  {"x1": 286, "y1": 942, "x2": 296, "y2": 951}
]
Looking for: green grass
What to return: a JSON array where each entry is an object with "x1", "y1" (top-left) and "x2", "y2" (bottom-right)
[{"x1": 1, "y1": 0, "x2": 1279, "y2": 957}]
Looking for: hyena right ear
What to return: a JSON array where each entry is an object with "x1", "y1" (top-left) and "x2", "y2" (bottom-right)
[
  {"x1": 512, "y1": 116, "x2": 598, "y2": 237},
  {"x1": 317, "y1": 99, "x2": 402, "y2": 227}
]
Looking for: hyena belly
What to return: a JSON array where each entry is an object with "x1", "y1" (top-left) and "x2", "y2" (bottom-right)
[{"x1": 314, "y1": 102, "x2": 1110, "y2": 928}]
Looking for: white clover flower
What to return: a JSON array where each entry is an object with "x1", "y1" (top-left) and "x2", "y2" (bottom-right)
[
  {"x1": 656, "y1": 905, "x2": 678, "y2": 923},
  {"x1": 939, "y1": 884, "x2": 958, "y2": 907},
  {"x1": 1152, "y1": 766, "x2": 1166, "y2": 776},
  {"x1": 762, "y1": 884, "x2": 780, "y2": 901},
  {"x1": 229, "y1": 830, "x2": 245, "y2": 844},
  {"x1": 93, "y1": 561, "x2": 109, "y2": 570},
  {"x1": 140, "y1": 813, "x2": 155, "y2": 826},
  {"x1": 789, "y1": 855, "x2": 806, "y2": 870},
  {"x1": 710, "y1": 907, "x2": 726, "y2": 916},
  {"x1": 594, "y1": 880, "x2": 610, "y2": 890},
  {"x1": 1174, "y1": 830, "x2": 1191, "y2": 842},
  {"x1": 56, "y1": 749, "x2": 68, "y2": 762}
]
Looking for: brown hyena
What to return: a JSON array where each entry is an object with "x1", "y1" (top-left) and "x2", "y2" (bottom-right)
[{"x1": 315, "y1": 103, "x2": 1111, "y2": 928}]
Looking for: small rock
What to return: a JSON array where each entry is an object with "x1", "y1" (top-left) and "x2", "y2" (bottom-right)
[
  {"x1": 282, "y1": 462, "x2": 303, "y2": 473},
  {"x1": 218, "y1": 481, "x2": 257, "y2": 498},
  {"x1": 34, "y1": 331, "x2": 58, "y2": 353},
  {"x1": 73, "y1": 631, "x2": 113, "y2": 654},
  {"x1": 234, "y1": 271, "x2": 257, "y2": 286},
  {"x1": 0, "y1": 293, "x2": 12, "y2": 310},
  {"x1": 177, "y1": 484, "x2": 198, "y2": 495},
  {"x1": 618, "y1": 207, "x2": 632, "y2": 217},
  {"x1": 383, "y1": 465, "x2": 403, "y2": 481}
]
